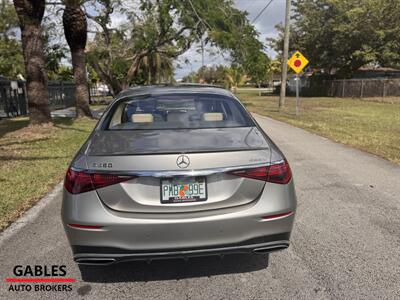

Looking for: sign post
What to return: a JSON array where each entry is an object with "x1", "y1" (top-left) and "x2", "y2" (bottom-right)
[
  {"x1": 296, "y1": 74, "x2": 300, "y2": 115},
  {"x1": 288, "y1": 51, "x2": 309, "y2": 115}
]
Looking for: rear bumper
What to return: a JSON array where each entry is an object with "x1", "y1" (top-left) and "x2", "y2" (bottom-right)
[
  {"x1": 72, "y1": 233, "x2": 290, "y2": 265},
  {"x1": 62, "y1": 181, "x2": 297, "y2": 264}
]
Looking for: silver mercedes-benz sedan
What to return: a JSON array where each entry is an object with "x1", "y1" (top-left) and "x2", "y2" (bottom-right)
[{"x1": 61, "y1": 85, "x2": 297, "y2": 265}]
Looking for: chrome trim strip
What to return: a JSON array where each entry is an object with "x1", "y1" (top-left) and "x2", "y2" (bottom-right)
[
  {"x1": 71, "y1": 160, "x2": 285, "y2": 178},
  {"x1": 73, "y1": 240, "x2": 289, "y2": 264}
]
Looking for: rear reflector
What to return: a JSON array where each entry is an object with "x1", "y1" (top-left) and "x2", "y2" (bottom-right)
[
  {"x1": 67, "y1": 223, "x2": 103, "y2": 229},
  {"x1": 64, "y1": 168, "x2": 135, "y2": 194},
  {"x1": 261, "y1": 211, "x2": 294, "y2": 220},
  {"x1": 228, "y1": 160, "x2": 292, "y2": 184}
]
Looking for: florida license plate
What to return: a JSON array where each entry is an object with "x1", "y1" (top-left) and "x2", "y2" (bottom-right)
[{"x1": 161, "y1": 177, "x2": 207, "y2": 203}]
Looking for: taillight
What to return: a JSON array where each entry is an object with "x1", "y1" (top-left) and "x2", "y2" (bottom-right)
[
  {"x1": 228, "y1": 160, "x2": 292, "y2": 184},
  {"x1": 64, "y1": 168, "x2": 135, "y2": 194}
]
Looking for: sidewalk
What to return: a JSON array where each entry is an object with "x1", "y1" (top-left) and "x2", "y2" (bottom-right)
[{"x1": 51, "y1": 107, "x2": 104, "y2": 119}]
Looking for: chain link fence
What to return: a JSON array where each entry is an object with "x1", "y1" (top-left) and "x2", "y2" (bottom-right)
[
  {"x1": 0, "y1": 79, "x2": 75, "y2": 118},
  {"x1": 329, "y1": 79, "x2": 400, "y2": 98}
]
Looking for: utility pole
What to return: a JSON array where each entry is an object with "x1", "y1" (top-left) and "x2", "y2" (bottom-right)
[
  {"x1": 201, "y1": 37, "x2": 205, "y2": 68},
  {"x1": 279, "y1": 0, "x2": 291, "y2": 109}
]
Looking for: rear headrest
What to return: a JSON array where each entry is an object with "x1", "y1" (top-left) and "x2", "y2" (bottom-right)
[
  {"x1": 202, "y1": 112, "x2": 223, "y2": 121},
  {"x1": 131, "y1": 113, "x2": 154, "y2": 123}
]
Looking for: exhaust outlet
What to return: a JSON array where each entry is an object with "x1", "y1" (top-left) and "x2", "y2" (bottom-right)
[
  {"x1": 253, "y1": 245, "x2": 288, "y2": 254},
  {"x1": 75, "y1": 258, "x2": 116, "y2": 265}
]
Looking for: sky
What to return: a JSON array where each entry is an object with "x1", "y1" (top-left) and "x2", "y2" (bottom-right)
[{"x1": 174, "y1": 0, "x2": 287, "y2": 79}]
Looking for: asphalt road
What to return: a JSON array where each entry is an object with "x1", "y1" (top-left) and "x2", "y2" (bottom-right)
[{"x1": 1, "y1": 114, "x2": 399, "y2": 299}]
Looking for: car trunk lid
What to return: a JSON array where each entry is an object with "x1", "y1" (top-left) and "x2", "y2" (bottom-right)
[{"x1": 83, "y1": 127, "x2": 271, "y2": 213}]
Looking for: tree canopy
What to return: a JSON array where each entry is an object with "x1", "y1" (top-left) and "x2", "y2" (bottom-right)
[
  {"x1": 0, "y1": 0, "x2": 68, "y2": 80},
  {"x1": 2, "y1": 0, "x2": 271, "y2": 96},
  {"x1": 86, "y1": 0, "x2": 270, "y2": 94},
  {"x1": 0, "y1": 0, "x2": 24, "y2": 78},
  {"x1": 269, "y1": 0, "x2": 400, "y2": 77}
]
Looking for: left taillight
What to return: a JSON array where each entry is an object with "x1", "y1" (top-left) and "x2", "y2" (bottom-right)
[
  {"x1": 64, "y1": 168, "x2": 135, "y2": 194},
  {"x1": 228, "y1": 159, "x2": 292, "y2": 184}
]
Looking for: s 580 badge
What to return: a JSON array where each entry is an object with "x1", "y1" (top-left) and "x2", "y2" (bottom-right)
[{"x1": 92, "y1": 162, "x2": 113, "y2": 168}]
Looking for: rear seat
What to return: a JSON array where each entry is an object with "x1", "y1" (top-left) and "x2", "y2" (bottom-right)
[
  {"x1": 167, "y1": 112, "x2": 190, "y2": 123},
  {"x1": 202, "y1": 112, "x2": 224, "y2": 121},
  {"x1": 131, "y1": 114, "x2": 154, "y2": 123}
]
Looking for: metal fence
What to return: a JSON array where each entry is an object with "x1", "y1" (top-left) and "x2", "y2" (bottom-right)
[
  {"x1": 0, "y1": 79, "x2": 75, "y2": 118},
  {"x1": 89, "y1": 85, "x2": 110, "y2": 97},
  {"x1": 328, "y1": 79, "x2": 400, "y2": 98},
  {"x1": 88, "y1": 84, "x2": 112, "y2": 104},
  {"x1": 0, "y1": 79, "x2": 27, "y2": 118},
  {"x1": 47, "y1": 81, "x2": 75, "y2": 110}
]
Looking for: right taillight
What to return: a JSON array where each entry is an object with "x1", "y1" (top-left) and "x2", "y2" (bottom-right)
[
  {"x1": 64, "y1": 168, "x2": 135, "y2": 194},
  {"x1": 266, "y1": 160, "x2": 292, "y2": 184},
  {"x1": 228, "y1": 160, "x2": 292, "y2": 184}
]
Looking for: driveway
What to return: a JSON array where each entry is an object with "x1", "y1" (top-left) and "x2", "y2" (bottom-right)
[{"x1": 1, "y1": 114, "x2": 399, "y2": 299}]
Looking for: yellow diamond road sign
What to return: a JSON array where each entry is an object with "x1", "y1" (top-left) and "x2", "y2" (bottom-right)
[{"x1": 288, "y1": 51, "x2": 309, "y2": 74}]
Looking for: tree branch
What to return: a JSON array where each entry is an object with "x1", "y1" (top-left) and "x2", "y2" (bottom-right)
[{"x1": 125, "y1": 50, "x2": 149, "y2": 84}]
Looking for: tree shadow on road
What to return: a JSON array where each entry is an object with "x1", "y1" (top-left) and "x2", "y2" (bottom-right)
[{"x1": 79, "y1": 254, "x2": 269, "y2": 283}]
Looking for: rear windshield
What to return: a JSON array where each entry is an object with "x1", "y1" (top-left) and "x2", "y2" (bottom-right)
[{"x1": 106, "y1": 93, "x2": 253, "y2": 130}]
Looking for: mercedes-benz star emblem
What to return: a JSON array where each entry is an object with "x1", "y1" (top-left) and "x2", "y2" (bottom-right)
[{"x1": 176, "y1": 155, "x2": 190, "y2": 169}]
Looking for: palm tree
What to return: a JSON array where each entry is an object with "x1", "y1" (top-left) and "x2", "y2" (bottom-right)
[
  {"x1": 268, "y1": 59, "x2": 281, "y2": 79},
  {"x1": 139, "y1": 51, "x2": 174, "y2": 85},
  {"x1": 63, "y1": 0, "x2": 92, "y2": 118},
  {"x1": 158, "y1": 55, "x2": 174, "y2": 83},
  {"x1": 224, "y1": 66, "x2": 249, "y2": 93},
  {"x1": 13, "y1": 0, "x2": 52, "y2": 125}
]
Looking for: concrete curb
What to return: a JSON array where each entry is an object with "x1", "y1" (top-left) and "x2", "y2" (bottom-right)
[{"x1": 0, "y1": 181, "x2": 63, "y2": 247}]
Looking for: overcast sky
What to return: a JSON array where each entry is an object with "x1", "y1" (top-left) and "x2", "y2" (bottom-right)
[{"x1": 175, "y1": 0, "x2": 287, "y2": 79}]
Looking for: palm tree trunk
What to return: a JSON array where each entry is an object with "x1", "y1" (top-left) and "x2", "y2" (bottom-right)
[
  {"x1": 150, "y1": 67, "x2": 157, "y2": 84},
  {"x1": 13, "y1": 0, "x2": 52, "y2": 125},
  {"x1": 149, "y1": 55, "x2": 158, "y2": 85},
  {"x1": 71, "y1": 48, "x2": 91, "y2": 116},
  {"x1": 63, "y1": 1, "x2": 92, "y2": 118}
]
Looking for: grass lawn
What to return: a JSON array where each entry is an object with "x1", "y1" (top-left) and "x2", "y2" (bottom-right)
[
  {"x1": 0, "y1": 117, "x2": 97, "y2": 230},
  {"x1": 236, "y1": 90, "x2": 400, "y2": 164}
]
